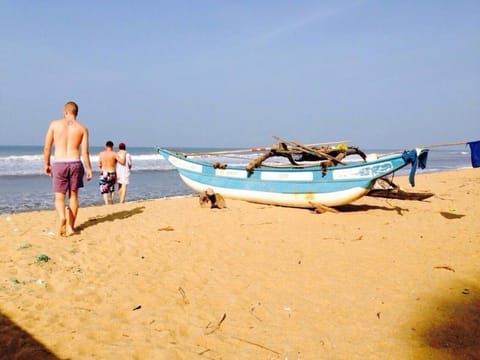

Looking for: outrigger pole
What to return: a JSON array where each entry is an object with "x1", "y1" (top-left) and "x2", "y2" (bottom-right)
[
  {"x1": 419, "y1": 140, "x2": 479, "y2": 168},
  {"x1": 418, "y1": 140, "x2": 470, "y2": 148},
  {"x1": 175, "y1": 136, "x2": 350, "y2": 156}
]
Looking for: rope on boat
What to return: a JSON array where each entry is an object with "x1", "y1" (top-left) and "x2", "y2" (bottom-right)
[
  {"x1": 417, "y1": 140, "x2": 469, "y2": 148},
  {"x1": 168, "y1": 137, "x2": 351, "y2": 157},
  {"x1": 164, "y1": 137, "x2": 367, "y2": 175},
  {"x1": 378, "y1": 140, "x2": 469, "y2": 157}
]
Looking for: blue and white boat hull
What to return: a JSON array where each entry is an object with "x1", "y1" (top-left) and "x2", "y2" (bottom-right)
[{"x1": 157, "y1": 148, "x2": 428, "y2": 208}]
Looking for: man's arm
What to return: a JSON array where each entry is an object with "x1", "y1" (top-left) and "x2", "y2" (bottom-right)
[
  {"x1": 116, "y1": 151, "x2": 126, "y2": 165},
  {"x1": 82, "y1": 128, "x2": 93, "y2": 180},
  {"x1": 43, "y1": 123, "x2": 54, "y2": 176}
]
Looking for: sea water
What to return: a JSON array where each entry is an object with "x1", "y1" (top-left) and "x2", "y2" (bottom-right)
[{"x1": 0, "y1": 145, "x2": 473, "y2": 214}]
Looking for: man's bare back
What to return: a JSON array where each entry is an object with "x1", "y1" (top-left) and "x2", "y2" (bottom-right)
[
  {"x1": 44, "y1": 113, "x2": 92, "y2": 178},
  {"x1": 99, "y1": 147, "x2": 118, "y2": 171}
]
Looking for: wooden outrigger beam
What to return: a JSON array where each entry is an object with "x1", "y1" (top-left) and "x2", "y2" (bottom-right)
[
  {"x1": 272, "y1": 135, "x2": 346, "y2": 165},
  {"x1": 245, "y1": 137, "x2": 365, "y2": 174}
]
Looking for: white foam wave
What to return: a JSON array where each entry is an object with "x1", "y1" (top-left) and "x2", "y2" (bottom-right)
[
  {"x1": 0, "y1": 153, "x2": 176, "y2": 176},
  {"x1": 0, "y1": 149, "x2": 474, "y2": 177}
]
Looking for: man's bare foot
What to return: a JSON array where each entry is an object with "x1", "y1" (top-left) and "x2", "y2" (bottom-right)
[
  {"x1": 58, "y1": 218, "x2": 67, "y2": 237},
  {"x1": 66, "y1": 225, "x2": 75, "y2": 236},
  {"x1": 65, "y1": 206, "x2": 76, "y2": 236}
]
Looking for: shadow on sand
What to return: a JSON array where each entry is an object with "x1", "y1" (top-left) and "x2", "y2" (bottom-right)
[
  {"x1": 411, "y1": 281, "x2": 480, "y2": 359},
  {"x1": 76, "y1": 206, "x2": 145, "y2": 232},
  {"x1": 336, "y1": 203, "x2": 410, "y2": 215},
  {"x1": 0, "y1": 312, "x2": 58, "y2": 360}
]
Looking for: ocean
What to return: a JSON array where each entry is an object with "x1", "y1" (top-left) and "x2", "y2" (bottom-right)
[{"x1": 0, "y1": 144, "x2": 473, "y2": 214}]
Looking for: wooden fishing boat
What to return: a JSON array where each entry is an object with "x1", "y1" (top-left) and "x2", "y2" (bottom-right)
[{"x1": 156, "y1": 138, "x2": 429, "y2": 208}]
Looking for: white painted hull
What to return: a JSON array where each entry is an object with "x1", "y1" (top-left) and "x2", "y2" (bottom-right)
[{"x1": 180, "y1": 174, "x2": 369, "y2": 208}]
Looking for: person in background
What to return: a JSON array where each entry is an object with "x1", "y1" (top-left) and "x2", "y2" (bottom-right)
[
  {"x1": 116, "y1": 142, "x2": 132, "y2": 203},
  {"x1": 43, "y1": 101, "x2": 93, "y2": 236},
  {"x1": 98, "y1": 141, "x2": 117, "y2": 205}
]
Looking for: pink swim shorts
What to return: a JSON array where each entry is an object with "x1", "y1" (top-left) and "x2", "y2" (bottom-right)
[{"x1": 52, "y1": 160, "x2": 85, "y2": 193}]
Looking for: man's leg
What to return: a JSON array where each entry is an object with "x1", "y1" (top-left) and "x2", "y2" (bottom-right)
[
  {"x1": 67, "y1": 189, "x2": 79, "y2": 235},
  {"x1": 54, "y1": 192, "x2": 66, "y2": 236}
]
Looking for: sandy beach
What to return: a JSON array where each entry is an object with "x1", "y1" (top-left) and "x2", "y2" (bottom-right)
[{"x1": 1, "y1": 168, "x2": 479, "y2": 359}]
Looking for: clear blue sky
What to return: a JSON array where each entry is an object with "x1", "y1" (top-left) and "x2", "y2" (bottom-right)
[{"x1": 1, "y1": 0, "x2": 479, "y2": 149}]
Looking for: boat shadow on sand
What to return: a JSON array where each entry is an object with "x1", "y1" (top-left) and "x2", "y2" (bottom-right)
[
  {"x1": 76, "y1": 206, "x2": 146, "y2": 232},
  {"x1": 335, "y1": 203, "x2": 410, "y2": 215}
]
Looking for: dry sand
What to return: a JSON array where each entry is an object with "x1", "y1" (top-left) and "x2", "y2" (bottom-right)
[{"x1": 1, "y1": 168, "x2": 479, "y2": 360}]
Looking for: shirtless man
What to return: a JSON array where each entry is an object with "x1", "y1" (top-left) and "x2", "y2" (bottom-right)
[
  {"x1": 43, "y1": 101, "x2": 93, "y2": 236},
  {"x1": 98, "y1": 141, "x2": 118, "y2": 205}
]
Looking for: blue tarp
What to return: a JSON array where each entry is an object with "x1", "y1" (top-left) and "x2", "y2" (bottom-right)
[{"x1": 468, "y1": 140, "x2": 480, "y2": 168}]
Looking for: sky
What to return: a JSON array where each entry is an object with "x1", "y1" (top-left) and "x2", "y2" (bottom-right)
[{"x1": 1, "y1": 0, "x2": 479, "y2": 149}]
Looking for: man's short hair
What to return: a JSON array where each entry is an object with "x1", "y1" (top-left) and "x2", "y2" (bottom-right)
[
  {"x1": 106, "y1": 141, "x2": 114, "y2": 148},
  {"x1": 119, "y1": 142, "x2": 126, "y2": 150},
  {"x1": 64, "y1": 101, "x2": 78, "y2": 116}
]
